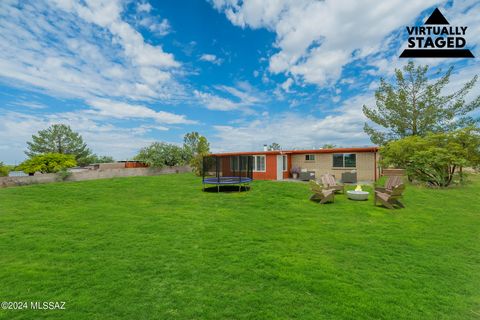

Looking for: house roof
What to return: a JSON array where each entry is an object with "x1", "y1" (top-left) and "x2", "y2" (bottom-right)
[{"x1": 209, "y1": 147, "x2": 379, "y2": 157}]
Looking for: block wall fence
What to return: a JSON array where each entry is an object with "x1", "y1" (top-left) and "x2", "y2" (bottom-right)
[{"x1": 0, "y1": 166, "x2": 191, "y2": 188}]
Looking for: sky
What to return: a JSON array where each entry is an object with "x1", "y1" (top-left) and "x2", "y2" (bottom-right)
[{"x1": 0, "y1": 0, "x2": 479, "y2": 164}]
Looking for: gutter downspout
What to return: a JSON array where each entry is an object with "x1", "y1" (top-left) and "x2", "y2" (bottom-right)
[{"x1": 374, "y1": 150, "x2": 377, "y2": 181}]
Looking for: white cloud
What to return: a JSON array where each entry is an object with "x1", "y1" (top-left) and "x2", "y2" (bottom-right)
[
  {"x1": 193, "y1": 90, "x2": 240, "y2": 111},
  {"x1": 340, "y1": 78, "x2": 354, "y2": 85},
  {"x1": 87, "y1": 99, "x2": 195, "y2": 124},
  {"x1": 139, "y1": 17, "x2": 171, "y2": 36},
  {"x1": 8, "y1": 101, "x2": 48, "y2": 109},
  {"x1": 211, "y1": 92, "x2": 376, "y2": 151},
  {"x1": 216, "y1": 83, "x2": 261, "y2": 105},
  {"x1": 281, "y1": 78, "x2": 293, "y2": 92},
  {"x1": 194, "y1": 82, "x2": 264, "y2": 112},
  {"x1": 0, "y1": 0, "x2": 182, "y2": 102},
  {"x1": 52, "y1": 0, "x2": 178, "y2": 67},
  {"x1": 0, "y1": 110, "x2": 156, "y2": 163},
  {"x1": 211, "y1": 0, "x2": 441, "y2": 86},
  {"x1": 199, "y1": 54, "x2": 223, "y2": 65},
  {"x1": 137, "y1": 2, "x2": 152, "y2": 13},
  {"x1": 0, "y1": 0, "x2": 196, "y2": 158}
]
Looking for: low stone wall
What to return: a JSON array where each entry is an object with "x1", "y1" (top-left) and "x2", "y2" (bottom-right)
[
  {"x1": 1, "y1": 173, "x2": 59, "y2": 188},
  {"x1": 0, "y1": 166, "x2": 191, "y2": 188},
  {"x1": 97, "y1": 162, "x2": 126, "y2": 170}
]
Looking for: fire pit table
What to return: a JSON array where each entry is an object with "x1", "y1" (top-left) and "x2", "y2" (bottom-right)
[{"x1": 346, "y1": 190, "x2": 369, "y2": 201}]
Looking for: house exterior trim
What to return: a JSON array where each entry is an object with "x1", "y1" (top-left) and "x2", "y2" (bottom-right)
[{"x1": 208, "y1": 147, "x2": 379, "y2": 182}]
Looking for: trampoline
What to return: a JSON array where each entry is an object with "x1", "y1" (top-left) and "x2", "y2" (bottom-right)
[{"x1": 202, "y1": 155, "x2": 254, "y2": 192}]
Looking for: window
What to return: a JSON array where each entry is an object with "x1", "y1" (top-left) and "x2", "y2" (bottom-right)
[
  {"x1": 282, "y1": 155, "x2": 287, "y2": 171},
  {"x1": 254, "y1": 155, "x2": 266, "y2": 172},
  {"x1": 344, "y1": 154, "x2": 356, "y2": 167},
  {"x1": 230, "y1": 156, "x2": 249, "y2": 172},
  {"x1": 332, "y1": 153, "x2": 356, "y2": 168},
  {"x1": 332, "y1": 154, "x2": 344, "y2": 167},
  {"x1": 230, "y1": 157, "x2": 239, "y2": 171},
  {"x1": 305, "y1": 154, "x2": 315, "y2": 161}
]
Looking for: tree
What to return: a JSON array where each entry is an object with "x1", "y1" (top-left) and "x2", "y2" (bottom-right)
[
  {"x1": 190, "y1": 137, "x2": 210, "y2": 176},
  {"x1": 183, "y1": 132, "x2": 210, "y2": 176},
  {"x1": 0, "y1": 162, "x2": 9, "y2": 177},
  {"x1": 321, "y1": 144, "x2": 336, "y2": 149},
  {"x1": 134, "y1": 142, "x2": 188, "y2": 168},
  {"x1": 18, "y1": 153, "x2": 77, "y2": 175},
  {"x1": 26, "y1": 124, "x2": 93, "y2": 166},
  {"x1": 183, "y1": 132, "x2": 201, "y2": 162},
  {"x1": 268, "y1": 142, "x2": 281, "y2": 150},
  {"x1": 380, "y1": 127, "x2": 480, "y2": 187},
  {"x1": 87, "y1": 155, "x2": 115, "y2": 164},
  {"x1": 363, "y1": 61, "x2": 480, "y2": 145},
  {"x1": 183, "y1": 132, "x2": 210, "y2": 173}
]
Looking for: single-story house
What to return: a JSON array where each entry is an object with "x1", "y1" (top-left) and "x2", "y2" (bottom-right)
[{"x1": 209, "y1": 147, "x2": 380, "y2": 181}]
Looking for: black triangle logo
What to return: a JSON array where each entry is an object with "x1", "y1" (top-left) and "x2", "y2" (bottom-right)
[{"x1": 425, "y1": 8, "x2": 449, "y2": 25}]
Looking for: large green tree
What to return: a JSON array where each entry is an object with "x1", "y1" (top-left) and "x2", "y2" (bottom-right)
[
  {"x1": 183, "y1": 132, "x2": 210, "y2": 175},
  {"x1": 380, "y1": 127, "x2": 480, "y2": 187},
  {"x1": 87, "y1": 155, "x2": 115, "y2": 164},
  {"x1": 363, "y1": 61, "x2": 479, "y2": 145},
  {"x1": 183, "y1": 132, "x2": 201, "y2": 162},
  {"x1": 134, "y1": 142, "x2": 188, "y2": 168},
  {"x1": 26, "y1": 124, "x2": 93, "y2": 166}
]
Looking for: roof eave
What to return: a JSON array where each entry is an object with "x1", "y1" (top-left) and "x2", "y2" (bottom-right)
[{"x1": 209, "y1": 147, "x2": 379, "y2": 157}]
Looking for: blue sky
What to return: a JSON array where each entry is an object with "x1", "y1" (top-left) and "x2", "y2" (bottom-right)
[{"x1": 0, "y1": 0, "x2": 479, "y2": 164}]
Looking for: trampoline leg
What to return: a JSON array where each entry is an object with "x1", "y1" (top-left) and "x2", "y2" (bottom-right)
[
  {"x1": 217, "y1": 184, "x2": 220, "y2": 192},
  {"x1": 239, "y1": 184, "x2": 241, "y2": 192}
]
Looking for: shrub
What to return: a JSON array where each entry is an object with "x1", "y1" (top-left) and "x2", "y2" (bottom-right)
[
  {"x1": 0, "y1": 162, "x2": 9, "y2": 177},
  {"x1": 57, "y1": 168, "x2": 72, "y2": 181},
  {"x1": 134, "y1": 142, "x2": 188, "y2": 168},
  {"x1": 380, "y1": 127, "x2": 480, "y2": 187},
  {"x1": 18, "y1": 153, "x2": 77, "y2": 174}
]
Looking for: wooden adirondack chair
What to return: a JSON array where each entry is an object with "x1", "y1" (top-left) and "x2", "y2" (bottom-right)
[
  {"x1": 375, "y1": 175, "x2": 402, "y2": 194},
  {"x1": 309, "y1": 180, "x2": 335, "y2": 204},
  {"x1": 320, "y1": 174, "x2": 344, "y2": 194},
  {"x1": 374, "y1": 184, "x2": 405, "y2": 209}
]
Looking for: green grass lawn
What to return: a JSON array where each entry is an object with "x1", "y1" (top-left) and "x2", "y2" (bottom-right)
[{"x1": 0, "y1": 174, "x2": 479, "y2": 319}]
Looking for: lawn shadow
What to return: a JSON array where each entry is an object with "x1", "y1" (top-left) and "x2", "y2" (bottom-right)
[{"x1": 203, "y1": 185, "x2": 251, "y2": 193}]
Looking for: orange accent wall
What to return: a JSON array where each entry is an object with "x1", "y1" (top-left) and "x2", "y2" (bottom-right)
[
  {"x1": 210, "y1": 154, "x2": 292, "y2": 181},
  {"x1": 283, "y1": 154, "x2": 292, "y2": 179},
  {"x1": 252, "y1": 154, "x2": 293, "y2": 180},
  {"x1": 252, "y1": 154, "x2": 278, "y2": 180},
  {"x1": 125, "y1": 161, "x2": 148, "y2": 168},
  {"x1": 220, "y1": 157, "x2": 232, "y2": 176}
]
